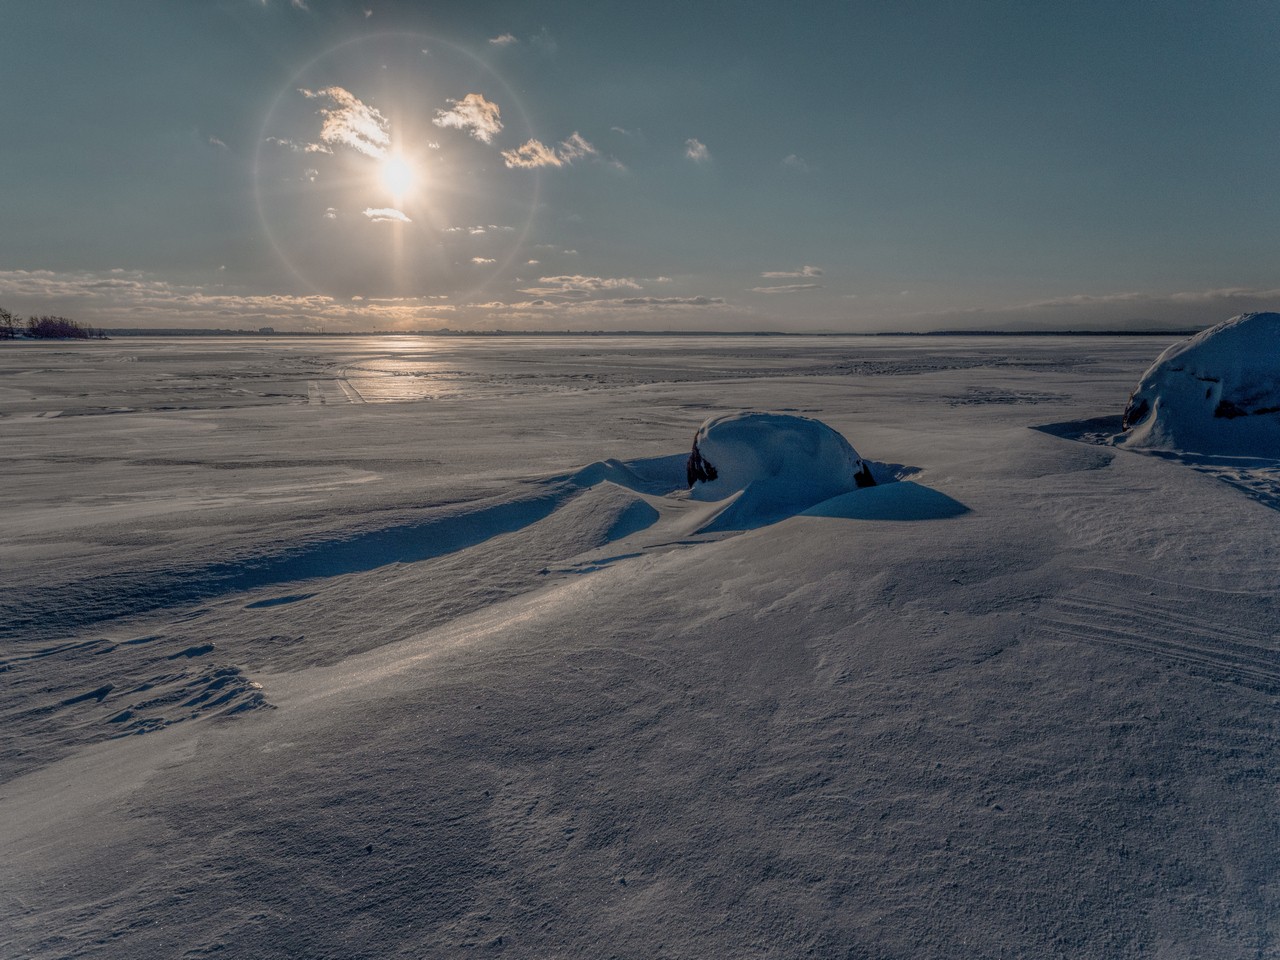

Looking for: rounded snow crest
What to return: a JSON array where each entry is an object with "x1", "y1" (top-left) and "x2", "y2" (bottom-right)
[
  {"x1": 1123, "y1": 312, "x2": 1280, "y2": 456},
  {"x1": 686, "y1": 412, "x2": 873, "y2": 505}
]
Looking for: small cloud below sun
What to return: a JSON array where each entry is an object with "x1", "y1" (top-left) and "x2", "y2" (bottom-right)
[{"x1": 363, "y1": 207, "x2": 411, "y2": 223}]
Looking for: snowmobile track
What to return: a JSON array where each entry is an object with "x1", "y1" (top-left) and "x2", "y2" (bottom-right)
[{"x1": 1034, "y1": 574, "x2": 1280, "y2": 692}]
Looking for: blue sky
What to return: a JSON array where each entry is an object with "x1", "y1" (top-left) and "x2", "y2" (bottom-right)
[{"x1": 1, "y1": 0, "x2": 1277, "y2": 331}]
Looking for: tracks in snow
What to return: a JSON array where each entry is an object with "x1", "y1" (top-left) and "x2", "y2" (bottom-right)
[
  {"x1": 1034, "y1": 571, "x2": 1280, "y2": 692},
  {"x1": 307, "y1": 366, "x2": 366, "y2": 404}
]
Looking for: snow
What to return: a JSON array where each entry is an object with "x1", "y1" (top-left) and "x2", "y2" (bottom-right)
[
  {"x1": 686, "y1": 411, "x2": 875, "y2": 530},
  {"x1": 1122, "y1": 311, "x2": 1280, "y2": 455},
  {"x1": 2, "y1": 334, "x2": 1280, "y2": 958}
]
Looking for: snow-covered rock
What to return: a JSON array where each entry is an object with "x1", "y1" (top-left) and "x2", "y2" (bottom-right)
[
  {"x1": 1122, "y1": 312, "x2": 1280, "y2": 456},
  {"x1": 686, "y1": 412, "x2": 874, "y2": 529}
]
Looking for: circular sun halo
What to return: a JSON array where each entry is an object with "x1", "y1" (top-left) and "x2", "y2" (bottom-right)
[{"x1": 379, "y1": 153, "x2": 417, "y2": 200}]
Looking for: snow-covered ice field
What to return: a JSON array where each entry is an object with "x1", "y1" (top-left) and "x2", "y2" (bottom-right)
[{"x1": 2, "y1": 335, "x2": 1278, "y2": 958}]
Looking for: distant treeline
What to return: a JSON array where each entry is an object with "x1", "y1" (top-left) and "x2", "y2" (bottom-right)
[{"x1": 0, "y1": 307, "x2": 107, "y2": 340}]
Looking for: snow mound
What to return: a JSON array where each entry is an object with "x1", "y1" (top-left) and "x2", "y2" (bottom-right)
[
  {"x1": 1122, "y1": 312, "x2": 1280, "y2": 456},
  {"x1": 686, "y1": 412, "x2": 874, "y2": 530}
]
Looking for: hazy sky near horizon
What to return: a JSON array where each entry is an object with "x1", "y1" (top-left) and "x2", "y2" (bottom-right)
[{"x1": 2, "y1": 0, "x2": 1278, "y2": 332}]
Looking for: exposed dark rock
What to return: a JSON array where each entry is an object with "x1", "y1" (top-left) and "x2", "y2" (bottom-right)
[
  {"x1": 1122, "y1": 395, "x2": 1149, "y2": 429},
  {"x1": 686, "y1": 440, "x2": 718, "y2": 488}
]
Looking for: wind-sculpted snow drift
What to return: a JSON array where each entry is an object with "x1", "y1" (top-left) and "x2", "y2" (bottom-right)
[
  {"x1": 1123, "y1": 312, "x2": 1280, "y2": 456},
  {"x1": 8, "y1": 339, "x2": 1280, "y2": 960},
  {"x1": 686, "y1": 412, "x2": 876, "y2": 530}
]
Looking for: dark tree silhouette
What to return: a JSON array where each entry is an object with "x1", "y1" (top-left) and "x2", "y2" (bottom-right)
[{"x1": 26, "y1": 314, "x2": 98, "y2": 339}]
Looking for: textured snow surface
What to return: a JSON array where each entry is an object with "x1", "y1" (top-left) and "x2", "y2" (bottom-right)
[
  {"x1": 3, "y1": 335, "x2": 1280, "y2": 959},
  {"x1": 686, "y1": 411, "x2": 873, "y2": 530},
  {"x1": 1123, "y1": 312, "x2": 1280, "y2": 455}
]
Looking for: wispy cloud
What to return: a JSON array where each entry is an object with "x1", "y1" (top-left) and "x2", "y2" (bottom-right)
[
  {"x1": 750, "y1": 283, "x2": 822, "y2": 294},
  {"x1": 0, "y1": 268, "x2": 428, "y2": 329},
  {"x1": 501, "y1": 132, "x2": 598, "y2": 169},
  {"x1": 264, "y1": 136, "x2": 332, "y2": 154},
  {"x1": 363, "y1": 207, "x2": 411, "y2": 223},
  {"x1": 208, "y1": 135, "x2": 228, "y2": 150},
  {"x1": 558, "y1": 132, "x2": 597, "y2": 162},
  {"x1": 441, "y1": 224, "x2": 516, "y2": 237},
  {"x1": 0, "y1": 267, "x2": 742, "y2": 332},
  {"x1": 620, "y1": 296, "x2": 724, "y2": 306},
  {"x1": 323, "y1": 207, "x2": 337, "y2": 220},
  {"x1": 529, "y1": 27, "x2": 557, "y2": 55},
  {"x1": 471, "y1": 257, "x2": 496, "y2": 265},
  {"x1": 685, "y1": 138, "x2": 711, "y2": 163},
  {"x1": 520, "y1": 275, "x2": 643, "y2": 297},
  {"x1": 781, "y1": 154, "x2": 810, "y2": 173},
  {"x1": 502, "y1": 139, "x2": 558, "y2": 169},
  {"x1": 433, "y1": 93, "x2": 503, "y2": 144},
  {"x1": 299, "y1": 86, "x2": 390, "y2": 158},
  {"x1": 291, "y1": 0, "x2": 310, "y2": 9},
  {"x1": 761, "y1": 266, "x2": 822, "y2": 279},
  {"x1": 881, "y1": 286, "x2": 1280, "y2": 331},
  {"x1": 489, "y1": 33, "x2": 518, "y2": 46}
]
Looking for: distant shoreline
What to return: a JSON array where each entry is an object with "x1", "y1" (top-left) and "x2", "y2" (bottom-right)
[{"x1": 86, "y1": 328, "x2": 1202, "y2": 339}]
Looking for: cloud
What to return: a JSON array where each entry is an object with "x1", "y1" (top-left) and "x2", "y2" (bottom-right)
[
  {"x1": 520, "y1": 275, "x2": 643, "y2": 297},
  {"x1": 323, "y1": 207, "x2": 337, "y2": 220},
  {"x1": 558, "y1": 132, "x2": 597, "y2": 162},
  {"x1": 470, "y1": 257, "x2": 496, "y2": 265},
  {"x1": 264, "y1": 136, "x2": 332, "y2": 154},
  {"x1": 502, "y1": 140, "x2": 558, "y2": 168},
  {"x1": 781, "y1": 154, "x2": 810, "y2": 173},
  {"x1": 0, "y1": 267, "x2": 471, "y2": 332},
  {"x1": 489, "y1": 33, "x2": 518, "y2": 46},
  {"x1": 291, "y1": 0, "x2": 309, "y2": 9},
  {"x1": 0, "y1": 267, "x2": 743, "y2": 332},
  {"x1": 761, "y1": 265, "x2": 822, "y2": 279},
  {"x1": 620, "y1": 296, "x2": 724, "y2": 306},
  {"x1": 441, "y1": 223, "x2": 515, "y2": 237},
  {"x1": 363, "y1": 207, "x2": 411, "y2": 223},
  {"x1": 299, "y1": 86, "x2": 390, "y2": 158},
  {"x1": 882, "y1": 286, "x2": 1280, "y2": 331},
  {"x1": 750, "y1": 283, "x2": 822, "y2": 293},
  {"x1": 529, "y1": 27, "x2": 557, "y2": 55},
  {"x1": 685, "y1": 138, "x2": 710, "y2": 163},
  {"x1": 433, "y1": 93, "x2": 503, "y2": 144},
  {"x1": 501, "y1": 132, "x2": 598, "y2": 169},
  {"x1": 208, "y1": 135, "x2": 228, "y2": 150}
]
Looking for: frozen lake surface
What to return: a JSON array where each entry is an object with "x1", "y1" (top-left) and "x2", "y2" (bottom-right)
[{"x1": 2, "y1": 335, "x2": 1278, "y2": 958}]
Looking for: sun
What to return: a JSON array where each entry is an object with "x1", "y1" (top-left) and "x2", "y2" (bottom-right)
[{"x1": 379, "y1": 152, "x2": 418, "y2": 200}]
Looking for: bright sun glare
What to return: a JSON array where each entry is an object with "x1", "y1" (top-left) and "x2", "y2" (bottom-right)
[{"x1": 379, "y1": 153, "x2": 417, "y2": 199}]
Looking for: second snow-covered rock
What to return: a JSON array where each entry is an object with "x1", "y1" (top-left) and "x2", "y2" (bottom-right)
[
  {"x1": 1122, "y1": 312, "x2": 1280, "y2": 456},
  {"x1": 686, "y1": 412, "x2": 874, "y2": 529}
]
